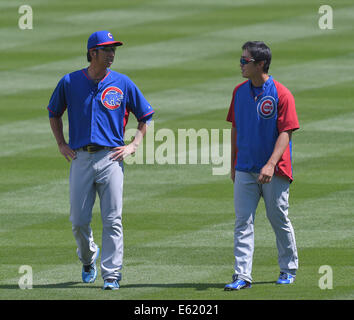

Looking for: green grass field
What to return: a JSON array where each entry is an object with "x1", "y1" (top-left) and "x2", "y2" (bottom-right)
[{"x1": 0, "y1": 0, "x2": 353, "y2": 302}]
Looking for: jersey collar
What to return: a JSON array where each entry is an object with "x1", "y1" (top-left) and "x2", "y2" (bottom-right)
[
  {"x1": 82, "y1": 68, "x2": 111, "y2": 84},
  {"x1": 248, "y1": 75, "x2": 273, "y2": 102}
]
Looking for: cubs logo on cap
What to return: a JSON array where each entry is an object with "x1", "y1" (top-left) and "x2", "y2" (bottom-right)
[
  {"x1": 257, "y1": 96, "x2": 277, "y2": 119},
  {"x1": 87, "y1": 30, "x2": 123, "y2": 50},
  {"x1": 101, "y1": 86, "x2": 124, "y2": 110}
]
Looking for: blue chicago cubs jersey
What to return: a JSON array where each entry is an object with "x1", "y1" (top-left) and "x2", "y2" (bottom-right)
[
  {"x1": 47, "y1": 69, "x2": 154, "y2": 150},
  {"x1": 227, "y1": 76, "x2": 299, "y2": 181}
]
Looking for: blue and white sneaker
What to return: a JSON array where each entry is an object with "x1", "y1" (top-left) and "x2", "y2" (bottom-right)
[
  {"x1": 224, "y1": 275, "x2": 251, "y2": 291},
  {"x1": 82, "y1": 247, "x2": 100, "y2": 283},
  {"x1": 103, "y1": 279, "x2": 120, "y2": 290},
  {"x1": 276, "y1": 272, "x2": 295, "y2": 284}
]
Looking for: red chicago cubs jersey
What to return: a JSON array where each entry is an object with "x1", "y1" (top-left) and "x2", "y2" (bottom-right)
[
  {"x1": 226, "y1": 76, "x2": 299, "y2": 181},
  {"x1": 47, "y1": 69, "x2": 154, "y2": 150}
]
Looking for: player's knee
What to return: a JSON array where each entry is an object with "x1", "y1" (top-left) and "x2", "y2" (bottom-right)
[
  {"x1": 102, "y1": 215, "x2": 122, "y2": 235},
  {"x1": 102, "y1": 218, "x2": 121, "y2": 230},
  {"x1": 71, "y1": 221, "x2": 91, "y2": 234},
  {"x1": 235, "y1": 213, "x2": 254, "y2": 227}
]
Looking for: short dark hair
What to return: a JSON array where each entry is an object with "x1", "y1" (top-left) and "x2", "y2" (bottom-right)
[{"x1": 242, "y1": 41, "x2": 272, "y2": 73}]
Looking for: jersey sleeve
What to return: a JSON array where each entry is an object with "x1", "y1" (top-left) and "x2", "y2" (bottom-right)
[
  {"x1": 47, "y1": 76, "x2": 68, "y2": 118},
  {"x1": 126, "y1": 78, "x2": 154, "y2": 122},
  {"x1": 274, "y1": 81, "x2": 299, "y2": 133}
]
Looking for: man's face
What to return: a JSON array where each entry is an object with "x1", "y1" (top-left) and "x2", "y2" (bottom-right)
[
  {"x1": 240, "y1": 49, "x2": 263, "y2": 79},
  {"x1": 91, "y1": 46, "x2": 116, "y2": 68}
]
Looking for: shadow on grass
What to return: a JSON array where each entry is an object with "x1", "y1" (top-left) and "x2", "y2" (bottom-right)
[{"x1": 0, "y1": 281, "x2": 275, "y2": 290}]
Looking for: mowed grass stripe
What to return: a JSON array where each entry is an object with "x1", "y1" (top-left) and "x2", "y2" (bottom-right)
[
  {"x1": 0, "y1": 117, "x2": 53, "y2": 157},
  {"x1": 301, "y1": 112, "x2": 354, "y2": 132},
  {"x1": 0, "y1": 0, "x2": 269, "y2": 54},
  {"x1": 1, "y1": 0, "x2": 330, "y2": 51},
  {"x1": 0, "y1": 1, "x2": 198, "y2": 50},
  {"x1": 2, "y1": 6, "x2": 354, "y2": 95}
]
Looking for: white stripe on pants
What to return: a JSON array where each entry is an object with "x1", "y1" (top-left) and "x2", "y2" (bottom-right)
[
  {"x1": 233, "y1": 170, "x2": 298, "y2": 283},
  {"x1": 69, "y1": 149, "x2": 124, "y2": 281}
]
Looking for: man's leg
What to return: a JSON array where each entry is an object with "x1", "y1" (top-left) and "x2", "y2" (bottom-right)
[
  {"x1": 70, "y1": 151, "x2": 99, "y2": 266},
  {"x1": 95, "y1": 151, "x2": 124, "y2": 281},
  {"x1": 233, "y1": 171, "x2": 261, "y2": 283},
  {"x1": 262, "y1": 175, "x2": 298, "y2": 276}
]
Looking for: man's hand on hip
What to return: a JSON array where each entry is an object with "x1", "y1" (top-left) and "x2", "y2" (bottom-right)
[
  {"x1": 110, "y1": 142, "x2": 137, "y2": 161},
  {"x1": 58, "y1": 142, "x2": 76, "y2": 162}
]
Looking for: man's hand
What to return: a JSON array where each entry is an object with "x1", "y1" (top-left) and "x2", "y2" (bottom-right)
[
  {"x1": 110, "y1": 121, "x2": 147, "y2": 161},
  {"x1": 110, "y1": 142, "x2": 138, "y2": 161},
  {"x1": 58, "y1": 142, "x2": 76, "y2": 162},
  {"x1": 49, "y1": 117, "x2": 76, "y2": 162},
  {"x1": 257, "y1": 162, "x2": 275, "y2": 184}
]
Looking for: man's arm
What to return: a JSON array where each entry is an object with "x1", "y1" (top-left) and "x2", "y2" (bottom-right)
[
  {"x1": 49, "y1": 117, "x2": 76, "y2": 162},
  {"x1": 110, "y1": 121, "x2": 147, "y2": 161},
  {"x1": 258, "y1": 130, "x2": 292, "y2": 184}
]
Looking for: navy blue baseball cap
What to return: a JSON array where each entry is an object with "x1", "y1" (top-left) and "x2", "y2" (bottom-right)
[{"x1": 87, "y1": 30, "x2": 123, "y2": 50}]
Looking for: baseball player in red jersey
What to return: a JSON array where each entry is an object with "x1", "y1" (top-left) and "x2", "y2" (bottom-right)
[{"x1": 224, "y1": 41, "x2": 299, "y2": 290}]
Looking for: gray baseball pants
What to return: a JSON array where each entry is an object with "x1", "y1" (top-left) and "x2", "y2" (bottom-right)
[
  {"x1": 69, "y1": 149, "x2": 124, "y2": 281},
  {"x1": 233, "y1": 170, "x2": 298, "y2": 283}
]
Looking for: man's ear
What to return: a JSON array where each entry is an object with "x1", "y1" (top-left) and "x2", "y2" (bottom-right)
[
  {"x1": 256, "y1": 60, "x2": 265, "y2": 71},
  {"x1": 90, "y1": 49, "x2": 97, "y2": 60}
]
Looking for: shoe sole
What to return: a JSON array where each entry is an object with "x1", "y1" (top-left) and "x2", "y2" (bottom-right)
[
  {"x1": 82, "y1": 247, "x2": 100, "y2": 283},
  {"x1": 103, "y1": 286, "x2": 120, "y2": 290},
  {"x1": 224, "y1": 284, "x2": 251, "y2": 291},
  {"x1": 276, "y1": 280, "x2": 295, "y2": 284}
]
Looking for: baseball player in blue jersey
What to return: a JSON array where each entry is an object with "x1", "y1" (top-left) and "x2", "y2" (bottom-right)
[
  {"x1": 225, "y1": 41, "x2": 299, "y2": 290},
  {"x1": 48, "y1": 30, "x2": 154, "y2": 290}
]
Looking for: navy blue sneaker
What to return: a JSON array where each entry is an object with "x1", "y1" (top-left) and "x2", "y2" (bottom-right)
[
  {"x1": 276, "y1": 272, "x2": 295, "y2": 284},
  {"x1": 224, "y1": 275, "x2": 251, "y2": 291},
  {"x1": 82, "y1": 247, "x2": 100, "y2": 283},
  {"x1": 103, "y1": 279, "x2": 120, "y2": 290}
]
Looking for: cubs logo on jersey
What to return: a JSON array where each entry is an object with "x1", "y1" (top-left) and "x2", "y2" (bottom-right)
[
  {"x1": 257, "y1": 96, "x2": 277, "y2": 119},
  {"x1": 101, "y1": 86, "x2": 124, "y2": 110}
]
